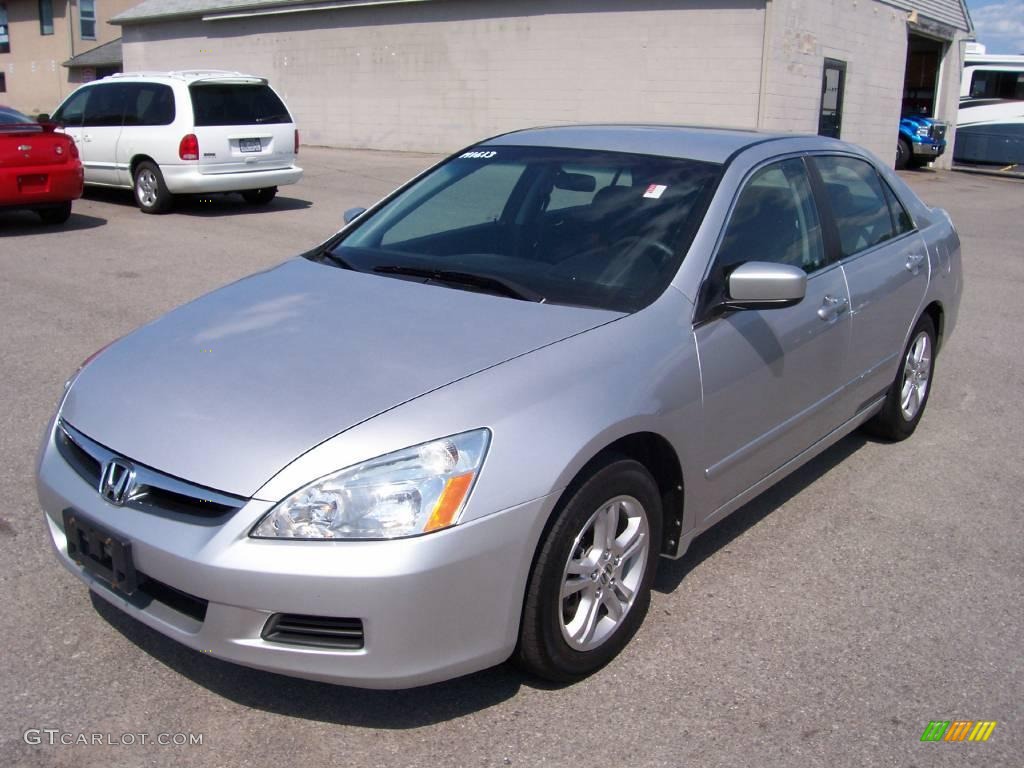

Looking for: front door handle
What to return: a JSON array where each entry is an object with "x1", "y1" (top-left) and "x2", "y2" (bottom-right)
[
  {"x1": 818, "y1": 294, "x2": 849, "y2": 321},
  {"x1": 906, "y1": 252, "x2": 926, "y2": 275},
  {"x1": 81, "y1": 133, "x2": 92, "y2": 143}
]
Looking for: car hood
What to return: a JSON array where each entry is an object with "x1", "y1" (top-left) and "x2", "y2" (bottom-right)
[{"x1": 62, "y1": 258, "x2": 619, "y2": 497}]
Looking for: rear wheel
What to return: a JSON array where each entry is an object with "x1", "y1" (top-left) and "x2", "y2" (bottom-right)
[
  {"x1": 133, "y1": 161, "x2": 173, "y2": 214},
  {"x1": 864, "y1": 314, "x2": 936, "y2": 441},
  {"x1": 37, "y1": 201, "x2": 72, "y2": 225},
  {"x1": 242, "y1": 187, "x2": 277, "y2": 205},
  {"x1": 516, "y1": 458, "x2": 662, "y2": 683}
]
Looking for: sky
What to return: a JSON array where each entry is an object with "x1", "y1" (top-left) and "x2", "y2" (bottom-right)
[{"x1": 967, "y1": 0, "x2": 1024, "y2": 53}]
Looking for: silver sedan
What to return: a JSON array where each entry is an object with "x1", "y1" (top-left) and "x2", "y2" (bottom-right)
[{"x1": 37, "y1": 125, "x2": 962, "y2": 688}]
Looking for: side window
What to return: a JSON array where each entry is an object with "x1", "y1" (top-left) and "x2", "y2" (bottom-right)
[
  {"x1": 54, "y1": 88, "x2": 91, "y2": 127},
  {"x1": 814, "y1": 156, "x2": 895, "y2": 257},
  {"x1": 82, "y1": 84, "x2": 130, "y2": 127},
  {"x1": 123, "y1": 83, "x2": 175, "y2": 126},
  {"x1": 881, "y1": 181, "x2": 914, "y2": 235},
  {"x1": 715, "y1": 158, "x2": 826, "y2": 276},
  {"x1": 380, "y1": 162, "x2": 525, "y2": 246}
]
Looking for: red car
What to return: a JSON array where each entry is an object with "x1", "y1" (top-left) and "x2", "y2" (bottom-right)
[{"x1": 1, "y1": 105, "x2": 83, "y2": 224}]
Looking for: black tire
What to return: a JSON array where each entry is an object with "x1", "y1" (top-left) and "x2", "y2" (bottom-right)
[
  {"x1": 864, "y1": 314, "x2": 937, "y2": 441},
  {"x1": 895, "y1": 138, "x2": 912, "y2": 170},
  {"x1": 516, "y1": 457, "x2": 663, "y2": 683},
  {"x1": 133, "y1": 161, "x2": 173, "y2": 214},
  {"x1": 37, "y1": 201, "x2": 72, "y2": 225},
  {"x1": 242, "y1": 187, "x2": 277, "y2": 205}
]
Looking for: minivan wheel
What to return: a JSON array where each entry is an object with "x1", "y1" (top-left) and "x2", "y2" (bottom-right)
[
  {"x1": 133, "y1": 161, "x2": 173, "y2": 214},
  {"x1": 242, "y1": 187, "x2": 277, "y2": 205},
  {"x1": 516, "y1": 458, "x2": 662, "y2": 683},
  {"x1": 864, "y1": 314, "x2": 936, "y2": 441}
]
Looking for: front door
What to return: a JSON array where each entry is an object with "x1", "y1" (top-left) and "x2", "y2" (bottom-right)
[
  {"x1": 819, "y1": 59, "x2": 847, "y2": 139},
  {"x1": 79, "y1": 82, "x2": 131, "y2": 186},
  {"x1": 694, "y1": 157, "x2": 851, "y2": 517}
]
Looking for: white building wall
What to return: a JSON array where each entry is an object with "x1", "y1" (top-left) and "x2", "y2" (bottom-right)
[
  {"x1": 760, "y1": 0, "x2": 912, "y2": 165},
  {"x1": 121, "y1": 0, "x2": 767, "y2": 153}
]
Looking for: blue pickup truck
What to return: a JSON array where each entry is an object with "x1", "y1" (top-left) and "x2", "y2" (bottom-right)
[{"x1": 897, "y1": 115, "x2": 948, "y2": 169}]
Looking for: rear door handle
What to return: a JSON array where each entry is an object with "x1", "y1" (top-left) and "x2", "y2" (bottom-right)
[
  {"x1": 817, "y1": 294, "x2": 849, "y2": 321},
  {"x1": 906, "y1": 252, "x2": 926, "y2": 275}
]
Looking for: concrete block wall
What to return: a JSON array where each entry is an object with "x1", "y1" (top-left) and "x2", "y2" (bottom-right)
[
  {"x1": 121, "y1": 0, "x2": 766, "y2": 154},
  {"x1": 759, "y1": 0, "x2": 911, "y2": 165}
]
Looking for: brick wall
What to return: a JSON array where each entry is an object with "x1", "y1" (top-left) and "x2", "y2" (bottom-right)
[{"x1": 121, "y1": 0, "x2": 767, "y2": 154}]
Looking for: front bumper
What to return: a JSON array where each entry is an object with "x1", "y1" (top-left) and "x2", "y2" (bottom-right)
[
  {"x1": 159, "y1": 164, "x2": 303, "y2": 194},
  {"x1": 37, "y1": 419, "x2": 554, "y2": 688},
  {"x1": 911, "y1": 141, "x2": 946, "y2": 159}
]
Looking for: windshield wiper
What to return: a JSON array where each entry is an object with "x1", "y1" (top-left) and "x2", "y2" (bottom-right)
[
  {"x1": 373, "y1": 265, "x2": 545, "y2": 303},
  {"x1": 311, "y1": 247, "x2": 357, "y2": 271}
]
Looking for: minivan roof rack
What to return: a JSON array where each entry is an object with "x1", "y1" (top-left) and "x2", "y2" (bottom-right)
[{"x1": 108, "y1": 70, "x2": 264, "y2": 82}]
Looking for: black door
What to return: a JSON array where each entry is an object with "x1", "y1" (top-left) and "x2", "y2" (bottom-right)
[{"x1": 818, "y1": 58, "x2": 847, "y2": 139}]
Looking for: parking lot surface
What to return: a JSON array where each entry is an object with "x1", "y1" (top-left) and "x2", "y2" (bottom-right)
[{"x1": 1, "y1": 148, "x2": 1020, "y2": 767}]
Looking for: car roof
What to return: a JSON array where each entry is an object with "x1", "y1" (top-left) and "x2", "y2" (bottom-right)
[
  {"x1": 91, "y1": 70, "x2": 268, "y2": 86},
  {"x1": 482, "y1": 124, "x2": 848, "y2": 164}
]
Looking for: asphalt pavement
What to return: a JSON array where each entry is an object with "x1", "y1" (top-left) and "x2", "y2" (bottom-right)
[{"x1": 1, "y1": 148, "x2": 1020, "y2": 768}]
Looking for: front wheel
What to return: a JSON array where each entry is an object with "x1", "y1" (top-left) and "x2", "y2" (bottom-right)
[
  {"x1": 895, "y1": 138, "x2": 912, "y2": 170},
  {"x1": 864, "y1": 314, "x2": 936, "y2": 441},
  {"x1": 242, "y1": 187, "x2": 277, "y2": 205},
  {"x1": 133, "y1": 161, "x2": 173, "y2": 214},
  {"x1": 516, "y1": 458, "x2": 662, "y2": 683}
]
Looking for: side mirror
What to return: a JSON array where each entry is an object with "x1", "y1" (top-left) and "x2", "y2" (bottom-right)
[
  {"x1": 36, "y1": 113, "x2": 51, "y2": 122},
  {"x1": 725, "y1": 262, "x2": 806, "y2": 310},
  {"x1": 343, "y1": 207, "x2": 367, "y2": 225}
]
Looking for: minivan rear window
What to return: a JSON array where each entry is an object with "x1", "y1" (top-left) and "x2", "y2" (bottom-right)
[{"x1": 189, "y1": 83, "x2": 291, "y2": 127}]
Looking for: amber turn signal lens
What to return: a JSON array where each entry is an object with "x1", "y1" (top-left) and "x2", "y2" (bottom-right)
[{"x1": 424, "y1": 472, "x2": 475, "y2": 532}]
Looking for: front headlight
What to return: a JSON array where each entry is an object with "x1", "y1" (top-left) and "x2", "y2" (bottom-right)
[
  {"x1": 917, "y1": 126, "x2": 930, "y2": 137},
  {"x1": 251, "y1": 429, "x2": 490, "y2": 540}
]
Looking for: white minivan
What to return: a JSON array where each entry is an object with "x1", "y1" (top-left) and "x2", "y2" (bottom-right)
[{"x1": 49, "y1": 70, "x2": 302, "y2": 213}]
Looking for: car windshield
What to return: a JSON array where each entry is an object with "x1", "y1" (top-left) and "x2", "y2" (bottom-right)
[
  {"x1": 0, "y1": 107, "x2": 35, "y2": 126},
  {"x1": 321, "y1": 146, "x2": 721, "y2": 312}
]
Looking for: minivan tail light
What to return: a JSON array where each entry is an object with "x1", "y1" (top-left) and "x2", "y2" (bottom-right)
[
  {"x1": 294, "y1": 129, "x2": 300, "y2": 156},
  {"x1": 179, "y1": 133, "x2": 199, "y2": 161}
]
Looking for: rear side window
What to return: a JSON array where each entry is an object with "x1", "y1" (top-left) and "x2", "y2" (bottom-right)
[
  {"x1": 123, "y1": 83, "x2": 176, "y2": 126},
  {"x1": 881, "y1": 181, "x2": 914, "y2": 236},
  {"x1": 813, "y1": 156, "x2": 894, "y2": 257},
  {"x1": 189, "y1": 84, "x2": 291, "y2": 127}
]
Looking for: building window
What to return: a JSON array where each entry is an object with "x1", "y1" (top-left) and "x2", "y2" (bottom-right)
[
  {"x1": 40, "y1": 0, "x2": 54, "y2": 35},
  {"x1": 0, "y1": 72, "x2": 6, "y2": 93},
  {"x1": 80, "y1": 0, "x2": 96, "y2": 40},
  {"x1": 0, "y1": 4, "x2": 10, "y2": 54}
]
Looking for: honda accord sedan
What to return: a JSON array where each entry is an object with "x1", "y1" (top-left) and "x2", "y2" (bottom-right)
[{"x1": 37, "y1": 125, "x2": 962, "y2": 688}]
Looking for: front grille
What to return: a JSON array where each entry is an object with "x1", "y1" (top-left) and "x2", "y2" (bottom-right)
[
  {"x1": 262, "y1": 614, "x2": 364, "y2": 650},
  {"x1": 56, "y1": 420, "x2": 246, "y2": 521}
]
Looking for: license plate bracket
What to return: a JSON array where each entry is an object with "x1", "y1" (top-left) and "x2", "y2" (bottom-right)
[
  {"x1": 238, "y1": 138, "x2": 262, "y2": 153},
  {"x1": 62, "y1": 509, "x2": 137, "y2": 595}
]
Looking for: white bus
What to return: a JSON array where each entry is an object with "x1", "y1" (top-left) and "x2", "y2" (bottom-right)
[{"x1": 955, "y1": 50, "x2": 1024, "y2": 165}]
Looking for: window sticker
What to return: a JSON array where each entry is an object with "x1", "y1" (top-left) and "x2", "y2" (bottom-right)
[
  {"x1": 460, "y1": 150, "x2": 497, "y2": 159},
  {"x1": 643, "y1": 184, "x2": 667, "y2": 199}
]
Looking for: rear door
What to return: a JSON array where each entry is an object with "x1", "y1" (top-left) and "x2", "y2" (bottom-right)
[
  {"x1": 187, "y1": 79, "x2": 295, "y2": 175},
  {"x1": 809, "y1": 155, "x2": 929, "y2": 411}
]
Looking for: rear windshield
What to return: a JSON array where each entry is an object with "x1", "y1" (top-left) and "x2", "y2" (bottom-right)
[
  {"x1": 189, "y1": 83, "x2": 291, "y2": 127},
  {"x1": 0, "y1": 108, "x2": 35, "y2": 125}
]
